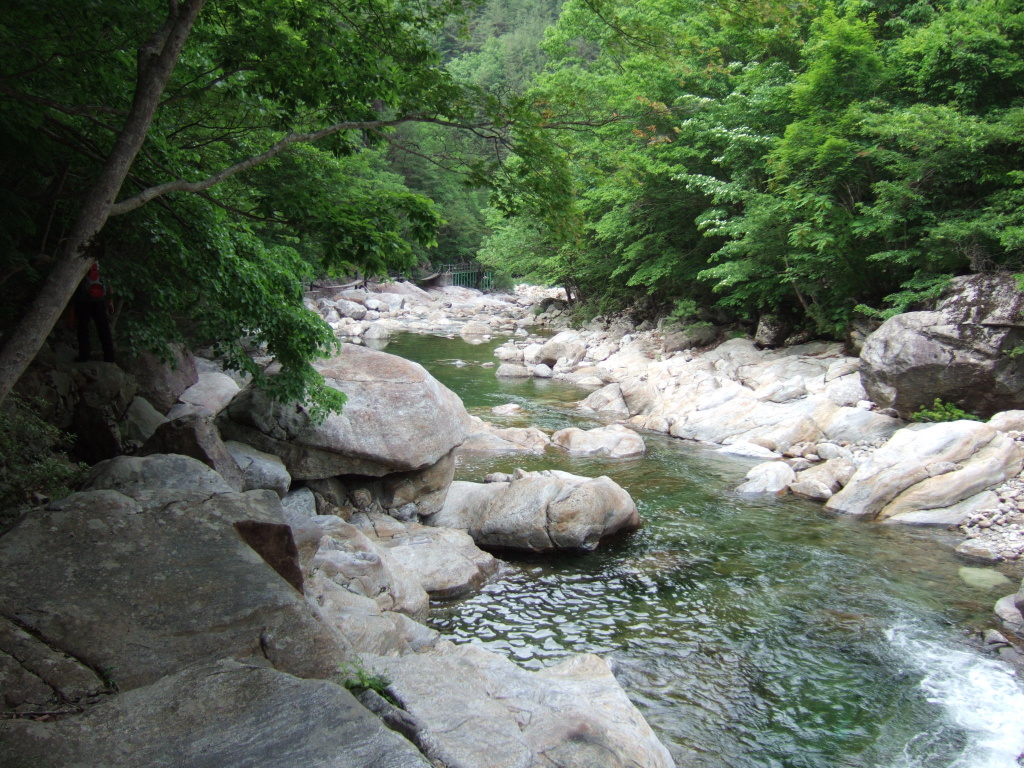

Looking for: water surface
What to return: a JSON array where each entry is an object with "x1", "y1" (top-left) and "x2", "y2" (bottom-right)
[{"x1": 382, "y1": 332, "x2": 1024, "y2": 768}]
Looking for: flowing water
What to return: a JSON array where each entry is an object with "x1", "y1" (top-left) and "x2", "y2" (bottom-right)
[{"x1": 381, "y1": 332, "x2": 1024, "y2": 768}]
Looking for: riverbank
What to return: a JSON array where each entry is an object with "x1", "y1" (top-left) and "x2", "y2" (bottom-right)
[{"x1": 305, "y1": 278, "x2": 1024, "y2": 648}]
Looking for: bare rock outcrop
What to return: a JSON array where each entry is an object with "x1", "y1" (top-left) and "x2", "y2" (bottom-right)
[{"x1": 860, "y1": 274, "x2": 1024, "y2": 419}]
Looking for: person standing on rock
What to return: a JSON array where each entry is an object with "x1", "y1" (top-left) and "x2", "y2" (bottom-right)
[{"x1": 72, "y1": 250, "x2": 115, "y2": 363}]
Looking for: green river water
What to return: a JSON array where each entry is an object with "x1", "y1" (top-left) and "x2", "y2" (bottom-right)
[{"x1": 381, "y1": 332, "x2": 1024, "y2": 768}]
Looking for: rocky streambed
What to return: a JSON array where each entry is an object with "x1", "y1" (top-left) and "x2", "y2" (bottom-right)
[{"x1": 5, "y1": 275, "x2": 1024, "y2": 766}]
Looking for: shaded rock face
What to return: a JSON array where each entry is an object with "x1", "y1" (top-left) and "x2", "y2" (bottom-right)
[
  {"x1": 0, "y1": 455, "x2": 350, "y2": 694},
  {"x1": 219, "y1": 344, "x2": 473, "y2": 480},
  {"x1": 860, "y1": 274, "x2": 1024, "y2": 419},
  {"x1": 663, "y1": 323, "x2": 718, "y2": 353},
  {"x1": 140, "y1": 413, "x2": 244, "y2": 491},
  {"x1": 126, "y1": 344, "x2": 198, "y2": 413},
  {"x1": 0, "y1": 659, "x2": 434, "y2": 768},
  {"x1": 427, "y1": 469, "x2": 640, "y2": 553}
]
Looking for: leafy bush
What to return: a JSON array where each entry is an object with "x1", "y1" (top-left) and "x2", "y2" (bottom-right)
[
  {"x1": 0, "y1": 396, "x2": 85, "y2": 527},
  {"x1": 912, "y1": 398, "x2": 979, "y2": 423},
  {"x1": 338, "y1": 659, "x2": 395, "y2": 704}
]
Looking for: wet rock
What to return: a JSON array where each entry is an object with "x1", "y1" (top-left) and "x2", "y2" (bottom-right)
[
  {"x1": 551, "y1": 424, "x2": 646, "y2": 458},
  {"x1": 736, "y1": 461, "x2": 795, "y2": 495}
]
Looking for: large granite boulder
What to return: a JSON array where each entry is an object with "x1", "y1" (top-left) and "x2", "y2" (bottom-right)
[
  {"x1": 219, "y1": 345, "x2": 473, "y2": 480},
  {"x1": 824, "y1": 421, "x2": 1024, "y2": 520},
  {"x1": 860, "y1": 274, "x2": 1024, "y2": 418},
  {"x1": 0, "y1": 455, "x2": 350, "y2": 694},
  {"x1": 1, "y1": 659, "x2": 433, "y2": 768},
  {"x1": 536, "y1": 330, "x2": 587, "y2": 367},
  {"x1": 427, "y1": 469, "x2": 640, "y2": 553},
  {"x1": 366, "y1": 642, "x2": 674, "y2": 768}
]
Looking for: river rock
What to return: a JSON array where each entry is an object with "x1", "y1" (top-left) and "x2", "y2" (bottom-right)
[
  {"x1": 460, "y1": 417, "x2": 550, "y2": 454},
  {"x1": 0, "y1": 659, "x2": 433, "y2": 768},
  {"x1": 309, "y1": 515, "x2": 429, "y2": 621},
  {"x1": 366, "y1": 643, "x2": 674, "y2": 768},
  {"x1": 0, "y1": 456, "x2": 350, "y2": 693},
  {"x1": 990, "y1": 410, "x2": 1024, "y2": 433},
  {"x1": 492, "y1": 403, "x2": 523, "y2": 415},
  {"x1": 427, "y1": 469, "x2": 640, "y2": 553},
  {"x1": 663, "y1": 324, "x2": 718, "y2": 353},
  {"x1": 177, "y1": 371, "x2": 239, "y2": 416},
  {"x1": 353, "y1": 511, "x2": 499, "y2": 600},
  {"x1": 824, "y1": 421, "x2": 1024, "y2": 520},
  {"x1": 736, "y1": 461, "x2": 795, "y2": 495},
  {"x1": 335, "y1": 298, "x2": 367, "y2": 320},
  {"x1": 140, "y1": 413, "x2": 245, "y2": 492},
  {"x1": 226, "y1": 440, "x2": 291, "y2": 497},
  {"x1": 537, "y1": 331, "x2": 587, "y2": 367},
  {"x1": 551, "y1": 424, "x2": 646, "y2": 458},
  {"x1": 119, "y1": 395, "x2": 169, "y2": 445},
  {"x1": 860, "y1": 274, "x2": 1024, "y2": 419},
  {"x1": 496, "y1": 363, "x2": 532, "y2": 378},
  {"x1": 789, "y1": 458, "x2": 856, "y2": 502},
  {"x1": 578, "y1": 383, "x2": 631, "y2": 417},
  {"x1": 533, "y1": 362, "x2": 553, "y2": 378},
  {"x1": 996, "y1": 593, "x2": 1024, "y2": 636},
  {"x1": 886, "y1": 489, "x2": 999, "y2": 526},
  {"x1": 219, "y1": 345, "x2": 472, "y2": 479},
  {"x1": 494, "y1": 344, "x2": 524, "y2": 362},
  {"x1": 460, "y1": 321, "x2": 491, "y2": 338},
  {"x1": 754, "y1": 315, "x2": 791, "y2": 348},
  {"x1": 717, "y1": 441, "x2": 780, "y2": 460}
]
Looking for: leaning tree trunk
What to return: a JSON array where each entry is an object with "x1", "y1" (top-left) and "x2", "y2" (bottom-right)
[{"x1": 0, "y1": 0, "x2": 205, "y2": 408}]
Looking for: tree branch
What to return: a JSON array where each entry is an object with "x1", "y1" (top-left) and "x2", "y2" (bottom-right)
[{"x1": 109, "y1": 113, "x2": 435, "y2": 216}]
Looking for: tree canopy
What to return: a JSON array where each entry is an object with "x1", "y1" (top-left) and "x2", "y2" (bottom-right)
[
  {"x1": 479, "y1": 0, "x2": 1024, "y2": 333},
  {"x1": 0, "y1": 0, "x2": 512, "y2": 409}
]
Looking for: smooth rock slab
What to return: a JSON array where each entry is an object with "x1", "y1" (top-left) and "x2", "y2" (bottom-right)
[
  {"x1": 427, "y1": 469, "x2": 640, "y2": 553},
  {"x1": 0, "y1": 456, "x2": 349, "y2": 693},
  {"x1": 219, "y1": 345, "x2": 473, "y2": 479},
  {"x1": 825, "y1": 421, "x2": 1024, "y2": 520},
  {"x1": 551, "y1": 424, "x2": 646, "y2": 458},
  {"x1": 226, "y1": 440, "x2": 292, "y2": 497},
  {"x1": 354, "y1": 511, "x2": 499, "y2": 600},
  {"x1": 177, "y1": 371, "x2": 240, "y2": 416},
  {"x1": 367, "y1": 643, "x2": 674, "y2": 768},
  {"x1": 0, "y1": 659, "x2": 432, "y2": 768}
]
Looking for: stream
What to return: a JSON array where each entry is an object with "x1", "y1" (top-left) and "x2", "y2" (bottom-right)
[{"x1": 383, "y1": 332, "x2": 1024, "y2": 768}]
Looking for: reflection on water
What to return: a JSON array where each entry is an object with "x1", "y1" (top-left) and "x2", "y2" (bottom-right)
[{"x1": 381, "y1": 333, "x2": 1024, "y2": 768}]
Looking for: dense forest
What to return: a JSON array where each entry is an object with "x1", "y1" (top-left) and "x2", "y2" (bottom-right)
[{"x1": 2, "y1": 0, "x2": 1023, "y2": 406}]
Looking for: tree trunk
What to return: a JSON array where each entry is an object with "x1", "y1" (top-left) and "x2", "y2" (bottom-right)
[{"x1": 0, "y1": 0, "x2": 205, "y2": 407}]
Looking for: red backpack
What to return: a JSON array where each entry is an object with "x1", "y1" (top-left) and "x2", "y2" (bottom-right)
[{"x1": 84, "y1": 263, "x2": 105, "y2": 300}]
